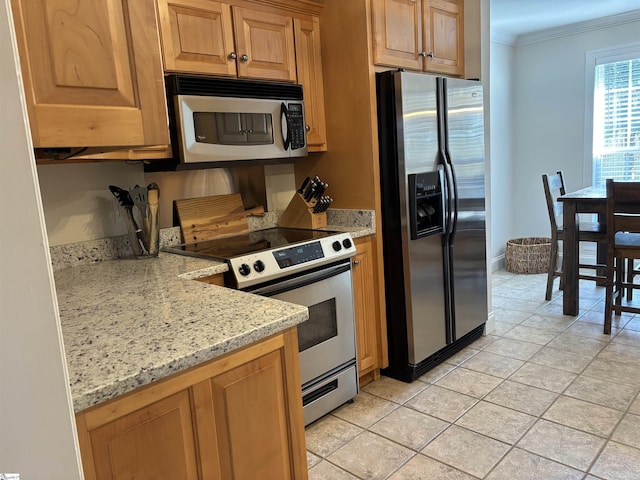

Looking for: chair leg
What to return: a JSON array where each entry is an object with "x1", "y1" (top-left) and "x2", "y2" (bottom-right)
[
  {"x1": 615, "y1": 259, "x2": 624, "y2": 310},
  {"x1": 604, "y1": 261, "x2": 614, "y2": 335},
  {"x1": 628, "y1": 258, "x2": 636, "y2": 302},
  {"x1": 546, "y1": 239, "x2": 559, "y2": 300}
]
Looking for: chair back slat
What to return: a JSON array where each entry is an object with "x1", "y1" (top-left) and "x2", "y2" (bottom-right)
[
  {"x1": 607, "y1": 179, "x2": 640, "y2": 235},
  {"x1": 542, "y1": 171, "x2": 566, "y2": 234}
]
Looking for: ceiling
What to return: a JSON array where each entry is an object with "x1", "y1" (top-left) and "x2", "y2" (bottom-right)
[{"x1": 491, "y1": 0, "x2": 640, "y2": 39}]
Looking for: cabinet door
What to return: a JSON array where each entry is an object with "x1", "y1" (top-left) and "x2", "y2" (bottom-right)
[
  {"x1": 193, "y1": 340, "x2": 307, "y2": 480},
  {"x1": 423, "y1": 0, "x2": 464, "y2": 76},
  {"x1": 232, "y1": 7, "x2": 297, "y2": 82},
  {"x1": 294, "y1": 17, "x2": 327, "y2": 151},
  {"x1": 79, "y1": 390, "x2": 199, "y2": 480},
  {"x1": 10, "y1": 0, "x2": 169, "y2": 148},
  {"x1": 353, "y1": 237, "x2": 379, "y2": 378},
  {"x1": 371, "y1": 0, "x2": 423, "y2": 70},
  {"x1": 157, "y1": 0, "x2": 236, "y2": 76}
]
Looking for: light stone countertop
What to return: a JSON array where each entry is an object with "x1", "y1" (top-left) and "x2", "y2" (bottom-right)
[{"x1": 55, "y1": 252, "x2": 308, "y2": 412}]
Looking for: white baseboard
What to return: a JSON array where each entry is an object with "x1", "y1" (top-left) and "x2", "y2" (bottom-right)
[{"x1": 484, "y1": 310, "x2": 496, "y2": 335}]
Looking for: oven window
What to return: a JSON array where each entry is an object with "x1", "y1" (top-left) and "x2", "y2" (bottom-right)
[
  {"x1": 297, "y1": 298, "x2": 337, "y2": 352},
  {"x1": 193, "y1": 112, "x2": 273, "y2": 145}
]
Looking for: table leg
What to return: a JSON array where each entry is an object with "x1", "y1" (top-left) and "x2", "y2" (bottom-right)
[
  {"x1": 563, "y1": 201, "x2": 579, "y2": 315},
  {"x1": 597, "y1": 212, "x2": 606, "y2": 284}
]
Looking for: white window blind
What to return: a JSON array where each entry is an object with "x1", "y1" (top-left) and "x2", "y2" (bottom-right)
[{"x1": 592, "y1": 58, "x2": 640, "y2": 186}]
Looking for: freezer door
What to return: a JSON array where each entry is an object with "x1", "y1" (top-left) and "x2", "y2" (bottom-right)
[
  {"x1": 444, "y1": 78, "x2": 488, "y2": 339},
  {"x1": 397, "y1": 72, "x2": 448, "y2": 363}
]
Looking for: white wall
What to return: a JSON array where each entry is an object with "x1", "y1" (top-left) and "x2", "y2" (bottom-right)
[
  {"x1": 489, "y1": 40, "x2": 515, "y2": 263},
  {"x1": 510, "y1": 19, "x2": 640, "y2": 239},
  {"x1": 0, "y1": 0, "x2": 83, "y2": 476}
]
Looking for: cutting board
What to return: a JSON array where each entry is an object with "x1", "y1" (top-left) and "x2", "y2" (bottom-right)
[{"x1": 175, "y1": 194, "x2": 264, "y2": 242}]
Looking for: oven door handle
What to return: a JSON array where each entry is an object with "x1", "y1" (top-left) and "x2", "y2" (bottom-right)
[{"x1": 249, "y1": 261, "x2": 351, "y2": 297}]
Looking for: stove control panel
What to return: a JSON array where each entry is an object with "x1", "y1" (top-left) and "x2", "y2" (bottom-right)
[{"x1": 229, "y1": 232, "x2": 356, "y2": 288}]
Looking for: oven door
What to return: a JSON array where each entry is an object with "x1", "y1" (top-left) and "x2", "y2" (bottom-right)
[{"x1": 249, "y1": 261, "x2": 356, "y2": 385}]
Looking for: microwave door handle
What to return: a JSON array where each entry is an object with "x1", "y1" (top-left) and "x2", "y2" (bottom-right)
[{"x1": 281, "y1": 102, "x2": 291, "y2": 150}]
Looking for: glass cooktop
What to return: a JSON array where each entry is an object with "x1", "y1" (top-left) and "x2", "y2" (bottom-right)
[{"x1": 164, "y1": 227, "x2": 338, "y2": 260}]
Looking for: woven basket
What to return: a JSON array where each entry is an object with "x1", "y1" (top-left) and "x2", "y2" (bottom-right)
[{"x1": 505, "y1": 237, "x2": 552, "y2": 274}]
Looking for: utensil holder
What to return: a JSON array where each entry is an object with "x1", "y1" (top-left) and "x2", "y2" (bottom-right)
[{"x1": 279, "y1": 193, "x2": 327, "y2": 229}]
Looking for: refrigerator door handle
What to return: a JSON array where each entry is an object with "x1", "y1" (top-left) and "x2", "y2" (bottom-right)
[
  {"x1": 441, "y1": 158, "x2": 455, "y2": 237},
  {"x1": 442, "y1": 78, "x2": 459, "y2": 243}
]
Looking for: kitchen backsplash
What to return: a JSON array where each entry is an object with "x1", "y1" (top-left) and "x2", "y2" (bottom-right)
[{"x1": 49, "y1": 209, "x2": 374, "y2": 271}]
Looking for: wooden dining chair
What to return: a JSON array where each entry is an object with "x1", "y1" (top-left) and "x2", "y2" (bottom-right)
[
  {"x1": 542, "y1": 171, "x2": 606, "y2": 300},
  {"x1": 604, "y1": 179, "x2": 640, "y2": 334}
]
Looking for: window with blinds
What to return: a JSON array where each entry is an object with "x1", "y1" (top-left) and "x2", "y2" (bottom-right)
[{"x1": 593, "y1": 58, "x2": 640, "y2": 186}]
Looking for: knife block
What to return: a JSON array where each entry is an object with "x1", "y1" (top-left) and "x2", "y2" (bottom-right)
[{"x1": 279, "y1": 193, "x2": 327, "y2": 229}]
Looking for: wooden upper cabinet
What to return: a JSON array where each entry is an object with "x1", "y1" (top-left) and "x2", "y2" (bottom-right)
[
  {"x1": 423, "y1": 0, "x2": 464, "y2": 76},
  {"x1": 371, "y1": 0, "x2": 464, "y2": 76},
  {"x1": 372, "y1": 0, "x2": 423, "y2": 70},
  {"x1": 157, "y1": 1, "x2": 297, "y2": 82},
  {"x1": 10, "y1": 0, "x2": 169, "y2": 148},
  {"x1": 294, "y1": 17, "x2": 326, "y2": 151},
  {"x1": 232, "y1": 7, "x2": 297, "y2": 82},
  {"x1": 156, "y1": 0, "x2": 237, "y2": 76}
]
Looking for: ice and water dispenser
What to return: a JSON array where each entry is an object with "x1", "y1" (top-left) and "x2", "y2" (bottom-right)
[{"x1": 408, "y1": 170, "x2": 444, "y2": 240}]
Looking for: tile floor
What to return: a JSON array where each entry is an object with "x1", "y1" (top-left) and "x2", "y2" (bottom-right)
[{"x1": 305, "y1": 269, "x2": 640, "y2": 479}]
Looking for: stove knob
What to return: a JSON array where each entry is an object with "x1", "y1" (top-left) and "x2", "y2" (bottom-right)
[
  {"x1": 238, "y1": 263, "x2": 251, "y2": 276},
  {"x1": 342, "y1": 238, "x2": 352, "y2": 249},
  {"x1": 253, "y1": 260, "x2": 265, "y2": 272},
  {"x1": 332, "y1": 240, "x2": 342, "y2": 252}
]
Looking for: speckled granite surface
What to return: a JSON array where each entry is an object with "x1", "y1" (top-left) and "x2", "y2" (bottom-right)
[{"x1": 55, "y1": 253, "x2": 308, "y2": 412}]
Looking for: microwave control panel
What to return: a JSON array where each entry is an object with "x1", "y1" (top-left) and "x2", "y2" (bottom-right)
[{"x1": 288, "y1": 103, "x2": 306, "y2": 149}]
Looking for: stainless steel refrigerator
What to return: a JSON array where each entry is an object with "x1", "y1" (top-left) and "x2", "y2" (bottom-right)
[{"x1": 376, "y1": 70, "x2": 488, "y2": 382}]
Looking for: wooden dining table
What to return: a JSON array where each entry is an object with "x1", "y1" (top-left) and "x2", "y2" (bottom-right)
[{"x1": 558, "y1": 185, "x2": 606, "y2": 315}]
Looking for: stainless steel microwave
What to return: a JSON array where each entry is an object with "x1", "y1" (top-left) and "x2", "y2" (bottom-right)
[{"x1": 166, "y1": 75, "x2": 307, "y2": 164}]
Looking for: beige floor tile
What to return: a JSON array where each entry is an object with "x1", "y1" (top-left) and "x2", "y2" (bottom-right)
[
  {"x1": 485, "y1": 448, "x2": 584, "y2": 480},
  {"x1": 611, "y1": 413, "x2": 640, "y2": 449},
  {"x1": 509, "y1": 362, "x2": 577, "y2": 393},
  {"x1": 307, "y1": 451, "x2": 322, "y2": 470},
  {"x1": 547, "y1": 333, "x2": 608, "y2": 356},
  {"x1": 362, "y1": 375, "x2": 428, "y2": 404},
  {"x1": 543, "y1": 396, "x2": 623, "y2": 437},
  {"x1": 493, "y1": 322, "x2": 517, "y2": 336},
  {"x1": 435, "y1": 367, "x2": 503, "y2": 398},
  {"x1": 629, "y1": 395, "x2": 640, "y2": 415},
  {"x1": 421, "y1": 425, "x2": 510, "y2": 478},
  {"x1": 564, "y1": 375, "x2": 638, "y2": 411},
  {"x1": 387, "y1": 454, "x2": 477, "y2": 480},
  {"x1": 521, "y1": 313, "x2": 575, "y2": 332},
  {"x1": 444, "y1": 347, "x2": 480, "y2": 366},
  {"x1": 469, "y1": 334, "x2": 498, "y2": 350},
  {"x1": 613, "y1": 328, "x2": 640, "y2": 347},
  {"x1": 308, "y1": 460, "x2": 359, "y2": 479},
  {"x1": 369, "y1": 406, "x2": 448, "y2": 451},
  {"x1": 579, "y1": 309, "x2": 631, "y2": 328},
  {"x1": 503, "y1": 325, "x2": 557, "y2": 345},
  {"x1": 459, "y1": 351, "x2": 524, "y2": 378},
  {"x1": 484, "y1": 380, "x2": 559, "y2": 416},
  {"x1": 598, "y1": 342, "x2": 640, "y2": 366},
  {"x1": 327, "y1": 431, "x2": 414, "y2": 479},
  {"x1": 455, "y1": 401, "x2": 536, "y2": 444},
  {"x1": 417, "y1": 362, "x2": 456, "y2": 384},
  {"x1": 483, "y1": 337, "x2": 542, "y2": 361},
  {"x1": 583, "y1": 358, "x2": 640, "y2": 387},
  {"x1": 493, "y1": 296, "x2": 545, "y2": 313},
  {"x1": 624, "y1": 316, "x2": 640, "y2": 331},
  {"x1": 305, "y1": 415, "x2": 364, "y2": 458},
  {"x1": 517, "y1": 419, "x2": 605, "y2": 471},
  {"x1": 332, "y1": 391, "x2": 399, "y2": 429},
  {"x1": 405, "y1": 385, "x2": 477, "y2": 423},
  {"x1": 564, "y1": 321, "x2": 620, "y2": 340},
  {"x1": 528, "y1": 346, "x2": 592, "y2": 373},
  {"x1": 590, "y1": 441, "x2": 640, "y2": 480}
]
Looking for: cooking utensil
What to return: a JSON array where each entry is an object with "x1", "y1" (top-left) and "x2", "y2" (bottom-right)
[
  {"x1": 109, "y1": 185, "x2": 144, "y2": 256},
  {"x1": 145, "y1": 183, "x2": 160, "y2": 256},
  {"x1": 130, "y1": 185, "x2": 149, "y2": 218},
  {"x1": 297, "y1": 176, "x2": 310, "y2": 194}
]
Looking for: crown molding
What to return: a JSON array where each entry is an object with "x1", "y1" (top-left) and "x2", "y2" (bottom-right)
[
  {"x1": 491, "y1": 28, "x2": 517, "y2": 46},
  {"x1": 515, "y1": 9, "x2": 640, "y2": 46}
]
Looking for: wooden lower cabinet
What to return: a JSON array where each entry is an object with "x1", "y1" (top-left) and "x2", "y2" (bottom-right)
[
  {"x1": 76, "y1": 328, "x2": 307, "y2": 480},
  {"x1": 352, "y1": 236, "x2": 382, "y2": 385}
]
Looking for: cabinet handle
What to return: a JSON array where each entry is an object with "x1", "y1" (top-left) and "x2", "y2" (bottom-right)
[
  {"x1": 305, "y1": 125, "x2": 311, "y2": 132},
  {"x1": 419, "y1": 51, "x2": 427, "y2": 57},
  {"x1": 240, "y1": 54, "x2": 249, "y2": 62},
  {"x1": 427, "y1": 52, "x2": 434, "y2": 58},
  {"x1": 228, "y1": 52, "x2": 237, "y2": 60},
  {"x1": 353, "y1": 260, "x2": 360, "y2": 266}
]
